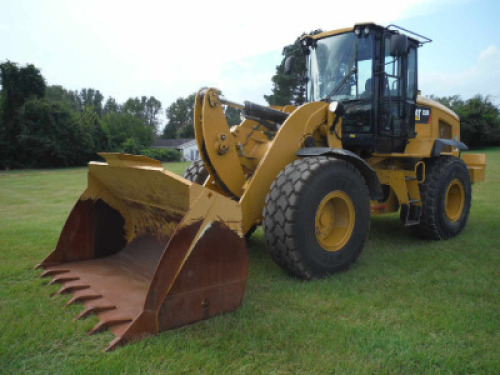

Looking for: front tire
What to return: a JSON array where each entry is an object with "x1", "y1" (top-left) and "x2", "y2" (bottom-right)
[{"x1": 263, "y1": 157, "x2": 371, "y2": 280}]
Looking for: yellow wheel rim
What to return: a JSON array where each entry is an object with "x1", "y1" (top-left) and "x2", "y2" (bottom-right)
[
  {"x1": 444, "y1": 178, "x2": 465, "y2": 222},
  {"x1": 314, "y1": 191, "x2": 355, "y2": 252}
]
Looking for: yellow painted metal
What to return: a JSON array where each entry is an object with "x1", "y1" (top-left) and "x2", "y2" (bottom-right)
[
  {"x1": 314, "y1": 191, "x2": 355, "y2": 252},
  {"x1": 373, "y1": 138, "x2": 435, "y2": 158},
  {"x1": 194, "y1": 89, "x2": 246, "y2": 197},
  {"x1": 84, "y1": 153, "x2": 243, "y2": 242},
  {"x1": 239, "y1": 102, "x2": 329, "y2": 232},
  {"x1": 375, "y1": 168, "x2": 421, "y2": 206},
  {"x1": 462, "y1": 153, "x2": 486, "y2": 183},
  {"x1": 188, "y1": 46, "x2": 487, "y2": 233},
  {"x1": 445, "y1": 178, "x2": 465, "y2": 222},
  {"x1": 302, "y1": 27, "x2": 354, "y2": 41},
  {"x1": 230, "y1": 118, "x2": 273, "y2": 173},
  {"x1": 191, "y1": 86, "x2": 489, "y2": 233}
]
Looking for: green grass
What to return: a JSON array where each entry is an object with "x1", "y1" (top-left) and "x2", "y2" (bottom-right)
[{"x1": 1, "y1": 152, "x2": 499, "y2": 374}]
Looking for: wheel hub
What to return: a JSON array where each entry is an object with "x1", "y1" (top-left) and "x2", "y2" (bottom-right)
[
  {"x1": 315, "y1": 191, "x2": 355, "y2": 252},
  {"x1": 445, "y1": 178, "x2": 465, "y2": 222}
]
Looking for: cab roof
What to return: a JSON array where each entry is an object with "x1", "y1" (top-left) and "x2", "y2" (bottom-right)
[
  {"x1": 302, "y1": 23, "x2": 428, "y2": 46},
  {"x1": 302, "y1": 23, "x2": 379, "y2": 41}
]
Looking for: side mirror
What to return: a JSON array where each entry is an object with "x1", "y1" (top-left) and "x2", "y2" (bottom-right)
[
  {"x1": 284, "y1": 55, "x2": 296, "y2": 75},
  {"x1": 390, "y1": 34, "x2": 409, "y2": 57}
]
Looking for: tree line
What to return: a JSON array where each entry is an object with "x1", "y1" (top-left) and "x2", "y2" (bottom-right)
[
  {"x1": 0, "y1": 61, "x2": 242, "y2": 169},
  {"x1": 0, "y1": 61, "x2": 171, "y2": 169}
]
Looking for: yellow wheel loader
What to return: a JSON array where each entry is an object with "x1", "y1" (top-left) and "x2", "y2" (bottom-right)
[{"x1": 37, "y1": 23, "x2": 486, "y2": 350}]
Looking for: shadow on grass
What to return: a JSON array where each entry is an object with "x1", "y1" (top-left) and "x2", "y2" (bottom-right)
[{"x1": 247, "y1": 214, "x2": 435, "y2": 264}]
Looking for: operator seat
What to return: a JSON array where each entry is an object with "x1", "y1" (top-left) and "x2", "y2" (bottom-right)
[
  {"x1": 363, "y1": 77, "x2": 391, "y2": 98},
  {"x1": 362, "y1": 78, "x2": 372, "y2": 98}
]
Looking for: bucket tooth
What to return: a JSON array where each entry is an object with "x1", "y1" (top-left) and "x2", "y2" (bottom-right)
[
  {"x1": 104, "y1": 336, "x2": 126, "y2": 352},
  {"x1": 57, "y1": 284, "x2": 90, "y2": 295},
  {"x1": 65, "y1": 293, "x2": 102, "y2": 307},
  {"x1": 40, "y1": 269, "x2": 69, "y2": 278},
  {"x1": 48, "y1": 276, "x2": 79, "y2": 285},
  {"x1": 88, "y1": 318, "x2": 132, "y2": 335},
  {"x1": 74, "y1": 305, "x2": 116, "y2": 321}
]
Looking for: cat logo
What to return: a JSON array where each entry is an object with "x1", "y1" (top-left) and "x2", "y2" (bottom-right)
[{"x1": 415, "y1": 106, "x2": 431, "y2": 124}]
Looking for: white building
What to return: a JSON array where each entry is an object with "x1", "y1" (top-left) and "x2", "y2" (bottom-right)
[
  {"x1": 177, "y1": 139, "x2": 199, "y2": 161},
  {"x1": 152, "y1": 138, "x2": 200, "y2": 161}
]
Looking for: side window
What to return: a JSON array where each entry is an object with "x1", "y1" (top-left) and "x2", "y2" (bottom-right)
[
  {"x1": 356, "y1": 36, "x2": 373, "y2": 99},
  {"x1": 384, "y1": 37, "x2": 401, "y2": 97},
  {"x1": 407, "y1": 47, "x2": 417, "y2": 100},
  {"x1": 380, "y1": 36, "x2": 402, "y2": 136}
]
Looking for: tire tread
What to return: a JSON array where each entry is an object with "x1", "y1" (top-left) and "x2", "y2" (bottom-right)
[
  {"x1": 263, "y1": 156, "x2": 370, "y2": 280},
  {"x1": 183, "y1": 159, "x2": 209, "y2": 185},
  {"x1": 417, "y1": 156, "x2": 471, "y2": 240}
]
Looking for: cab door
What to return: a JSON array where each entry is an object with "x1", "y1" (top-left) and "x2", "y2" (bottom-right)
[{"x1": 377, "y1": 35, "x2": 417, "y2": 153}]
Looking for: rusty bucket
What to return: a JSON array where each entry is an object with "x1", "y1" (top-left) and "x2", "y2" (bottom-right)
[{"x1": 37, "y1": 153, "x2": 248, "y2": 351}]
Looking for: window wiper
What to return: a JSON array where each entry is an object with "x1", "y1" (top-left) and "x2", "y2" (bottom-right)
[
  {"x1": 323, "y1": 40, "x2": 358, "y2": 102},
  {"x1": 322, "y1": 67, "x2": 357, "y2": 102}
]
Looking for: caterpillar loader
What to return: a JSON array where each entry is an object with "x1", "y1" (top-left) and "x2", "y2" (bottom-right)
[{"x1": 37, "y1": 23, "x2": 486, "y2": 350}]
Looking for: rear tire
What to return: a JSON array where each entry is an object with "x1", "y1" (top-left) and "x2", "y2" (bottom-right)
[
  {"x1": 263, "y1": 157, "x2": 371, "y2": 280},
  {"x1": 183, "y1": 159, "x2": 209, "y2": 185},
  {"x1": 416, "y1": 156, "x2": 471, "y2": 240}
]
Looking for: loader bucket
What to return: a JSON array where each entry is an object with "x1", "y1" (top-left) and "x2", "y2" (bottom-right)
[{"x1": 37, "y1": 153, "x2": 248, "y2": 351}]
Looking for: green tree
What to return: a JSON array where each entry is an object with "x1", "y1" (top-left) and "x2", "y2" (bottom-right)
[
  {"x1": 17, "y1": 98, "x2": 94, "y2": 167},
  {"x1": 45, "y1": 85, "x2": 80, "y2": 111},
  {"x1": 144, "y1": 96, "x2": 162, "y2": 132},
  {"x1": 78, "y1": 88, "x2": 104, "y2": 116},
  {"x1": 177, "y1": 123, "x2": 194, "y2": 138},
  {"x1": 225, "y1": 106, "x2": 241, "y2": 126},
  {"x1": 101, "y1": 112, "x2": 155, "y2": 151},
  {"x1": 163, "y1": 93, "x2": 196, "y2": 139},
  {"x1": 121, "y1": 137, "x2": 142, "y2": 154},
  {"x1": 123, "y1": 96, "x2": 146, "y2": 119},
  {"x1": 123, "y1": 96, "x2": 162, "y2": 133},
  {"x1": 264, "y1": 30, "x2": 322, "y2": 106},
  {"x1": 103, "y1": 96, "x2": 120, "y2": 114},
  {"x1": 0, "y1": 61, "x2": 46, "y2": 168},
  {"x1": 79, "y1": 106, "x2": 108, "y2": 152}
]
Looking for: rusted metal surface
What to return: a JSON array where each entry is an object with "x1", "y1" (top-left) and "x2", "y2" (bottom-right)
[
  {"x1": 156, "y1": 221, "x2": 248, "y2": 332},
  {"x1": 38, "y1": 154, "x2": 248, "y2": 351}
]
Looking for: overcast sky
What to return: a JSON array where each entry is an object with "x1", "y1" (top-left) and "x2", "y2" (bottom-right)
[{"x1": 1, "y1": 0, "x2": 499, "y2": 125}]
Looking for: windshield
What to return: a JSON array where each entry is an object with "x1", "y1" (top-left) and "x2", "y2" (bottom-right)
[{"x1": 306, "y1": 32, "x2": 374, "y2": 102}]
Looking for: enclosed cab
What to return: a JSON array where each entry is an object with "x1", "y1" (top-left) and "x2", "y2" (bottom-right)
[{"x1": 301, "y1": 23, "x2": 465, "y2": 157}]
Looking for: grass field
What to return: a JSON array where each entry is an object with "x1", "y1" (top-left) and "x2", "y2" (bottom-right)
[{"x1": 1, "y1": 150, "x2": 499, "y2": 374}]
